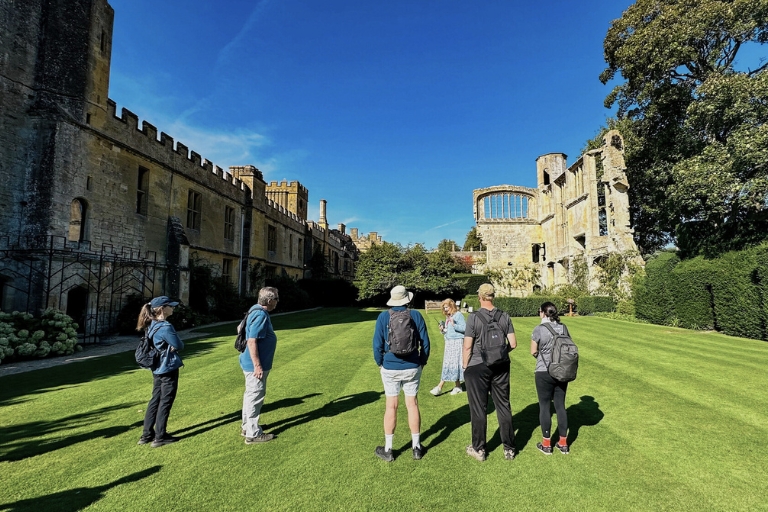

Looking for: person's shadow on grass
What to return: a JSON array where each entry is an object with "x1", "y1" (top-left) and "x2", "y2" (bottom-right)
[
  {"x1": 566, "y1": 395, "x2": 604, "y2": 445},
  {"x1": 267, "y1": 391, "x2": 383, "y2": 436},
  {"x1": 484, "y1": 400, "x2": 540, "y2": 454},
  {"x1": 174, "y1": 393, "x2": 323, "y2": 439},
  {"x1": 0, "y1": 465, "x2": 161, "y2": 512}
]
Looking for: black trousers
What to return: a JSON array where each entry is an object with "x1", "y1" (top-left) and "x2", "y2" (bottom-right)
[
  {"x1": 142, "y1": 369, "x2": 179, "y2": 439},
  {"x1": 464, "y1": 362, "x2": 515, "y2": 451},
  {"x1": 534, "y1": 371, "x2": 568, "y2": 439}
]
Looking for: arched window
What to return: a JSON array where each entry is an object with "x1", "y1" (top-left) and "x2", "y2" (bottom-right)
[
  {"x1": 482, "y1": 193, "x2": 530, "y2": 220},
  {"x1": 68, "y1": 198, "x2": 88, "y2": 242}
]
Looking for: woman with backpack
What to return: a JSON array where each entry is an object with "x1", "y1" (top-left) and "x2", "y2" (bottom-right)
[
  {"x1": 430, "y1": 299, "x2": 466, "y2": 396},
  {"x1": 136, "y1": 296, "x2": 184, "y2": 448},
  {"x1": 531, "y1": 301, "x2": 570, "y2": 455}
]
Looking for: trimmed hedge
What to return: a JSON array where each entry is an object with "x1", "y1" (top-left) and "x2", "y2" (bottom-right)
[
  {"x1": 454, "y1": 274, "x2": 490, "y2": 297},
  {"x1": 577, "y1": 296, "x2": 615, "y2": 315},
  {"x1": 634, "y1": 251, "x2": 679, "y2": 325},
  {"x1": 635, "y1": 244, "x2": 768, "y2": 340}
]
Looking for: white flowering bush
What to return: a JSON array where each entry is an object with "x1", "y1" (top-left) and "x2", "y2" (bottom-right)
[{"x1": 0, "y1": 309, "x2": 82, "y2": 364}]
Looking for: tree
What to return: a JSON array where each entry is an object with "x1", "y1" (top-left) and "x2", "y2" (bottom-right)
[
  {"x1": 600, "y1": 0, "x2": 768, "y2": 256},
  {"x1": 436, "y1": 239, "x2": 460, "y2": 252},
  {"x1": 462, "y1": 227, "x2": 483, "y2": 251},
  {"x1": 353, "y1": 242, "x2": 460, "y2": 300}
]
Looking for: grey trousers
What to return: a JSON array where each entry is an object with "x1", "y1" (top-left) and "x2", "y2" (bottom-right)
[{"x1": 242, "y1": 369, "x2": 270, "y2": 437}]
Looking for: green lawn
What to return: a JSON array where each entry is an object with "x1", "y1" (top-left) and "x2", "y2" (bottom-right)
[{"x1": 1, "y1": 308, "x2": 766, "y2": 511}]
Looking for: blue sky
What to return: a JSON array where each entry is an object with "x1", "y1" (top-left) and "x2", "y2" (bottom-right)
[{"x1": 108, "y1": 0, "x2": 636, "y2": 249}]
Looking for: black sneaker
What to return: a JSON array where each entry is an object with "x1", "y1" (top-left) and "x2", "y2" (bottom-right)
[
  {"x1": 137, "y1": 435, "x2": 153, "y2": 445},
  {"x1": 536, "y1": 442, "x2": 553, "y2": 455},
  {"x1": 503, "y1": 448, "x2": 517, "y2": 460},
  {"x1": 244, "y1": 433, "x2": 275, "y2": 444},
  {"x1": 556, "y1": 443, "x2": 569, "y2": 454},
  {"x1": 151, "y1": 435, "x2": 180, "y2": 448},
  {"x1": 375, "y1": 446, "x2": 394, "y2": 462},
  {"x1": 412, "y1": 445, "x2": 425, "y2": 460}
]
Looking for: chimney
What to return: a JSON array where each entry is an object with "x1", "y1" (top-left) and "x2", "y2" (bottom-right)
[
  {"x1": 351, "y1": 228, "x2": 359, "y2": 239},
  {"x1": 319, "y1": 199, "x2": 328, "y2": 229},
  {"x1": 337, "y1": 223, "x2": 345, "y2": 234}
]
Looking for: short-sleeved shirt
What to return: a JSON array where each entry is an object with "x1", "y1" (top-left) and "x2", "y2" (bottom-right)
[
  {"x1": 531, "y1": 321, "x2": 569, "y2": 373},
  {"x1": 464, "y1": 307, "x2": 514, "y2": 368},
  {"x1": 239, "y1": 305, "x2": 278, "y2": 372}
]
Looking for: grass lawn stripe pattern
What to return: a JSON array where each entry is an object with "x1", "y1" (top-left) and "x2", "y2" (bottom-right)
[{"x1": 0, "y1": 309, "x2": 766, "y2": 511}]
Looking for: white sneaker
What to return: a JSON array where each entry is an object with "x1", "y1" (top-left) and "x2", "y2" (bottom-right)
[
  {"x1": 450, "y1": 387, "x2": 463, "y2": 395},
  {"x1": 429, "y1": 386, "x2": 441, "y2": 396}
]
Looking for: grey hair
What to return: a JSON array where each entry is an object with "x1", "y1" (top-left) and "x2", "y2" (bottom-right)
[{"x1": 258, "y1": 286, "x2": 279, "y2": 306}]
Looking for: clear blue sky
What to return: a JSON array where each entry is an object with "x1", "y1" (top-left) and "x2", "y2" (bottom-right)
[{"x1": 108, "y1": 0, "x2": 635, "y2": 249}]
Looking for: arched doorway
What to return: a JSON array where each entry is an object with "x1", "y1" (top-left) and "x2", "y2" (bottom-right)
[{"x1": 66, "y1": 286, "x2": 89, "y2": 333}]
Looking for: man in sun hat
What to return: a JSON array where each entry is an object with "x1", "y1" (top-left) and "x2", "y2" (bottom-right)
[
  {"x1": 372, "y1": 285, "x2": 430, "y2": 462},
  {"x1": 462, "y1": 283, "x2": 518, "y2": 462}
]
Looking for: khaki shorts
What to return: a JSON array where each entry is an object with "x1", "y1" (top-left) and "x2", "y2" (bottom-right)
[{"x1": 380, "y1": 367, "x2": 422, "y2": 397}]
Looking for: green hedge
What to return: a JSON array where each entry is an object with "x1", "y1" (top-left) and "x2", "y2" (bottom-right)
[
  {"x1": 454, "y1": 274, "x2": 489, "y2": 297},
  {"x1": 634, "y1": 251, "x2": 680, "y2": 325},
  {"x1": 757, "y1": 247, "x2": 768, "y2": 341},
  {"x1": 708, "y1": 250, "x2": 763, "y2": 340},
  {"x1": 668, "y1": 257, "x2": 715, "y2": 330},
  {"x1": 577, "y1": 296, "x2": 615, "y2": 315}
]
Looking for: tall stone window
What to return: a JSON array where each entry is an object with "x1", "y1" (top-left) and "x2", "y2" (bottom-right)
[
  {"x1": 597, "y1": 182, "x2": 608, "y2": 236},
  {"x1": 187, "y1": 190, "x2": 202, "y2": 231},
  {"x1": 68, "y1": 198, "x2": 88, "y2": 243},
  {"x1": 224, "y1": 206, "x2": 235, "y2": 241},
  {"x1": 136, "y1": 167, "x2": 149, "y2": 215},
  {"x1": 483, "y1": 193, "x2": 530, "y2": 219},
  {"x1": 222, "y1": 258, "x2": 232, "y2": 284},
  {"x1": 267, "y1": 225, "x2": 277, "y2": 253}
]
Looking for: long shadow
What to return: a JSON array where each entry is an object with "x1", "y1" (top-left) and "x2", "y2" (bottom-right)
[
  {"x1": 1, "y1": 421, "x2": 143, "y2": 463},
  {"x1": 0, "y1": 465, "x2": 161, "y2": 512},
  {"x1": 566, "y1": 395, "x2": 604, "y2": 445},
  {"x1": 173, "y1": 393, "x2": 323, "y2": 439},
  {"x1": 420, "y1": 403, "x2": 471, "y2": 450},
  {"x1": 269, "y1": 308, "x2": 382, "y2": 331},
  {"x1": 267, "y1": 391, "x2": 383, "y2": 436}
]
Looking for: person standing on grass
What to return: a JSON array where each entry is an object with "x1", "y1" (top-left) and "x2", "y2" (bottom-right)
[
  {"x1": 531, "y1": 301, "x2": 570, "y2": 455},
  {"x1": 462, "y1": 283, "x2": 517, "y2": 461},
  {"x1": 240, "y1": 286, "x2": 280, "y2": 445},
  {"x1": 430, "y1": 298, "x2": 465, "y2": 396},
  {"x1": 137, "y1": 296, "x2": 184, "y2": 448},
  {"x1": 372, "y1": 285, "x2": 430, "y2": 462}
]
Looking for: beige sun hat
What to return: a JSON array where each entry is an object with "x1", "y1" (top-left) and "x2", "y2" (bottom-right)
[{"x1": 386, "y1": 285, "x2": 413, "y2": 306}]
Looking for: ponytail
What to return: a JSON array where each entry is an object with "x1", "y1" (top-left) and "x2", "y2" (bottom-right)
[
  {"x1": 540, "y1": 302, "x2": 560, "y2": 323},
  {"x1": 136, "y1": 303, "x2": 161, "y2": 331}
]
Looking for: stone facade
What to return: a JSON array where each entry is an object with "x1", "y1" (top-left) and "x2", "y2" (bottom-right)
[
  {"x1": 473, "y1": 131, "x2": 642, "y2": 296},
  {"x1": 0, "y1": 0, "x2": 371, "y2": 336}
]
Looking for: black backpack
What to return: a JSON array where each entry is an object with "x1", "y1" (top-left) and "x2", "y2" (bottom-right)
[
  {"x1": 542, "y1": 323, "x2": 579, "y2": 382},
  {"x1": 475, "y1": 309, "x2": 510, "y2": 366},
  {"x1": 387, "y1": 308, "x2": 419, "y2": 356},
  {"x1": 235, "y1": 305, "x2": 260, "y2": 353},
  {"x1": 135, "y1": 331, "x2": 159, "y2": 370}
]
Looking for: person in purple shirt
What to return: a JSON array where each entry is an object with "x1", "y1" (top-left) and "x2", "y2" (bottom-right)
[
  {"x1": 239, "y1": 286, "x2": 279, "y2": 444},
  {"x1": 372, "y1": 285, "x2": 430, "y2": 462}
]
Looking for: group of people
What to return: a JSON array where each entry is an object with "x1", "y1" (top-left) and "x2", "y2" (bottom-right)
[
  {"x1": 135, "y1": 283, "x2": 571, "y2": 461},
  {"x1": 371, "y1": 283, "x2": 571, "y2": 461}
]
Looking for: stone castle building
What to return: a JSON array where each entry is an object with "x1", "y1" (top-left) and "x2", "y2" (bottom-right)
[
  {"x1": 473, "y1": 130, "x2": 642, "y2": 296},
  {"x1": 0, "y1": 0, "x2": 379, "y2": 337}
]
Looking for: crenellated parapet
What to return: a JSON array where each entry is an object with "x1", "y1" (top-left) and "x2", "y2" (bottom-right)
[{"x1": 102, "y1": 99, "x2": 248, "y2": 198}]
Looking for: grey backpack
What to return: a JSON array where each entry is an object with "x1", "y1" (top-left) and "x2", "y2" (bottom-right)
[
  {"x1": 387, "y1": 308, "x2": 418, "y2": 356},
  {"x1": 475, "y1": 309, "x2": 510, "y2": 366},
  {"x1": 542, "y1": 323, "x2": 579, "y2": 382}
]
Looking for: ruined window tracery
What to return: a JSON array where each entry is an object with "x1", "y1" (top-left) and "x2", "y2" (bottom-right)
[
  {"x1": 68, "y1": 198, "x2": 88, "y2": 242},
  {"x1": 482, "y1": 193, "x2": 530, "y2": 220}
]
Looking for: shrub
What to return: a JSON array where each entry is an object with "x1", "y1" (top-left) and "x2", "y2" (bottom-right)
[
  {"x1": 634, "y1": 251, "x2": 680, "y2": 324},
  {"x1": 577, "y1": 296, "x2": 615, "y2": 315},
  {"x1": 265, "y1": 276, "x2": 311, "y2": 312},
  {"x1": 667, "y1": 256, "x2": 715, "y2": 330},
  {"x1": 454, "y1": 274, "x2": 490, "y2": 297},
  {"x1": 708, "y1": 249, "x2": 763, "y2": 339}
]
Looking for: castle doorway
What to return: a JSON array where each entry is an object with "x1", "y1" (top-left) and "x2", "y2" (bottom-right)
[{"x1": 66, "y1": 286, "x2": 89, "y2": 333}]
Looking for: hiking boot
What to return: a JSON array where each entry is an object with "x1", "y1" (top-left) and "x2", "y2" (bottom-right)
[
  {"x1": 412, "y1": 445, "x2": 425, "y2": 460},
  {"x1": 556, "y1": 443, "x2": 569, "y2": 455},
  {"x1": 429, "y1": 386, "x2": 441, "y2": 396},
  {"x1": 466, "y1": 445, "x2": 486, "y2": 461},
  {"x1": 375, "y1": 446, "x2": 394, "y2": 462},
  {"x1": 504, "y1": 448, "x2": 517, "y2": 460},
  {"x1": 536, "y1": 442, "x2": 553, "y2": 455},
  {"x1": 450, "y1": 387, "x2": 463, "y2": 395},
  {"x1": 137, "y1": 435, "x2": 153, "y2": 445},
  {"x1": 151, "y1": 435, "x2": 179, "y2": 448},
  {"x1": 244, "y1": 433, "x2": 275, "y2": 444}
]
